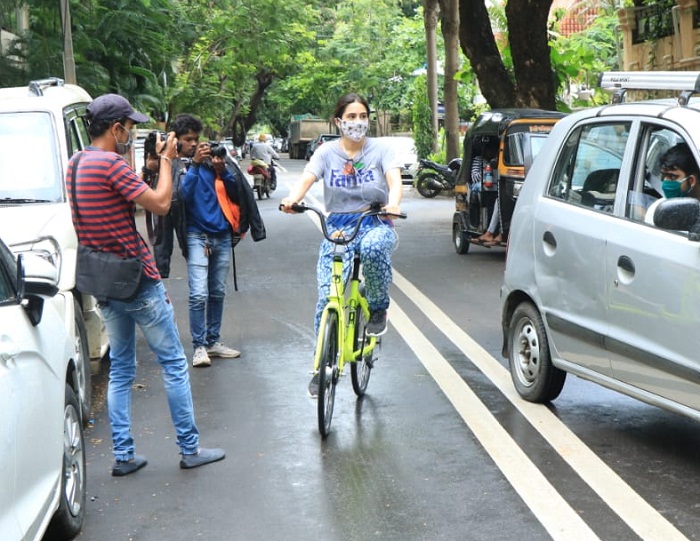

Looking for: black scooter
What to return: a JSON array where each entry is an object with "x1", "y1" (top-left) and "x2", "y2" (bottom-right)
[{"x1": 415, "y1": 158, "x2": 462, "y2": 198}]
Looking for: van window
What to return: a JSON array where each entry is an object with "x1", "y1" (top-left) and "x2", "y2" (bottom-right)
[{"x1": 0, "y1": 112, "x2": 63, "y2": 202}]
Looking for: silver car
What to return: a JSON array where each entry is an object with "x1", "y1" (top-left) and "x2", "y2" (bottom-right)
[{"x1": 501, "y1": 71, "x2": 700, "y2": 422}]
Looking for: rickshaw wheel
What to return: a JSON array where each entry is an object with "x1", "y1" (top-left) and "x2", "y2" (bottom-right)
[{"x1": 453, "y1": 224, "x2": 470, "y2": 255}]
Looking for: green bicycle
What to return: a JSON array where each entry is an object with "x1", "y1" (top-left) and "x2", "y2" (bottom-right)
[{"x1": 287, "y1": 202, "x2": 406, "y2": 437}]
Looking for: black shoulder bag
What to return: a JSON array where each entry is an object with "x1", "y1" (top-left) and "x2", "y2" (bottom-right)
[{"x1": 71, "y1": 152, "x2": 143, "y2": 301}]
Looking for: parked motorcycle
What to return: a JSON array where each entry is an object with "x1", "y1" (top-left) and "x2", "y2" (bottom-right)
[
  {"x1": 415, "y1": 158, "x2": 462, "y2": 198},
  {"x1": 247, "y1": 159, "x2": 277, "y2": 200}
]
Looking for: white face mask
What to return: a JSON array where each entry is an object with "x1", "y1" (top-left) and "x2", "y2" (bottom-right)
[
  {"x1": 114, "y1": 124, "x2": 133, "y2": 156},
  {"x1": 339, "y1": 119, "x2": 369, "y2": 142}
]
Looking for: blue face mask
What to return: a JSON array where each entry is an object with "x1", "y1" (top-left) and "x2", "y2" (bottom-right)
[{"x1": 662, "y1": 178, "x2": 689, "y2": 199}]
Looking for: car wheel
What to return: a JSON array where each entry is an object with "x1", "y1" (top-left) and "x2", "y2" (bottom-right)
[
  {"x1": 453, "y1": 224, "x2": 470, "y2": 255},
  {"x1": 507, "y1": 301, "x2": 566, "y2": 403},
  {"x1": 43, "y1": 384, "x2": 86, "y2": 541},
  {"x1": 73, "y1": 300, "x2": 91, "y2": 426}
]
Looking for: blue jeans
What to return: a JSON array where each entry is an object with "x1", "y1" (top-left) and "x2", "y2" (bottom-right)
[
  {"x1": 186, "y1": 232, "x2": 232, "y2": 349},
  {"x1": 100, "y1": 279, "x2": 199, "y2": 460},
  {"x1": 314, "y1": 219, "x2": 397, "y2": 333}
]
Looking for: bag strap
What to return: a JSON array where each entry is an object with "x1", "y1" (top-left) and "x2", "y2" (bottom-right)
[{"x1": 69, "y1": 151, "x2": 142, "y2": 258}]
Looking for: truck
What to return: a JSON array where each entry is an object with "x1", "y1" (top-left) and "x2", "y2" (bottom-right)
[{"x1": 288, "y1": 116, "x2": 333, "y2": 159}]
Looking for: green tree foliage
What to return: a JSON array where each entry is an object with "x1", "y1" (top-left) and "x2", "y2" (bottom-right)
[
  {"x1": 1, "y1": 0, "x2": 185, "y2": 117},
  {"x1": 412, "y1": 75, "x2": 433, "y2": 159},
  {"x1": 270, "y1": 2, "x2": 430, "y2": 135},
  {"x1": 549, "y1": 3, "x2": 620, "y2": 109},
  {"x1": 171, "y1": 0, "x2": 318, "y2": 141}
]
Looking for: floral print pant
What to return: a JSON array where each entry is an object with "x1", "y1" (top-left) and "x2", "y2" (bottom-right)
[{"x1": 314, "y1": 220, "x2": 397, "y2": 333}]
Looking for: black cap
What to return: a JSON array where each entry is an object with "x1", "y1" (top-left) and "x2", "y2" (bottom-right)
[{"x1": 87, "y1": 93, "x2": 150, "y2": 124}]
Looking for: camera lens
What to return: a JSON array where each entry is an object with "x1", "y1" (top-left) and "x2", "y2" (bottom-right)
[{"x1": 211, "y1": 145, "x2": 227, "y2": 158}]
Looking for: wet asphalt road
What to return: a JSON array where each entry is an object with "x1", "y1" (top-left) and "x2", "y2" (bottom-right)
[{"x1": 75, "y1": 158, "x2": 700, "y2": 541}]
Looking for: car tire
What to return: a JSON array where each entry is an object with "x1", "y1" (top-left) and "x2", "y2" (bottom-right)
[
  {"x1": 73, "y1": 299, "x2": 92, "y2": 426},
  {"x1": 43, "y1": 384, "x2": 86, "y2": 541},
  {"x1": 453, "y1": 224, "x2": 470, "y2": 255},
  {"x1": 507, "y1": 301, "x2": 566, "y2": 403}
]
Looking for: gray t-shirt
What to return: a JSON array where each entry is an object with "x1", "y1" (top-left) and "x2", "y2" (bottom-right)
[{"x1": 304, "y1": 138, "x2": 402, "y2": 213}]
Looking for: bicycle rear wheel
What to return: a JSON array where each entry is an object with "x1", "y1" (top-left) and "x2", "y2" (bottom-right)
[
  {"x1": 351, "y1": 307, "x2": 373, "y2": 396},
  {"x1": 317, "y1": 310, "x2": 339, "y2": 437}
]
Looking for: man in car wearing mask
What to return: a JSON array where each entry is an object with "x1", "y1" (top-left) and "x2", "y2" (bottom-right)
[
  {"x1": 68, "y1": 94, "x2": 225, "y2": 476},
  {"x1": 645, "y1": 142, "x2": 700, "y2": 224}
]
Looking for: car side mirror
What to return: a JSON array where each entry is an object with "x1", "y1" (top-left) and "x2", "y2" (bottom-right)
[
  {"x1": 653, "y1": 198, "x2": 700, "y2": 241},
  {"x1": 16, "y1": 252, "x2": 59, "y2": 326}
]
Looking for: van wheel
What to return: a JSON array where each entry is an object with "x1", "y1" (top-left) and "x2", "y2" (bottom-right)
[
  {"x1": 507, "y1": 302, "x2": 565, "y2": 403},
  {"x1": 43, "y1": 384, "x2": 86, "y2": 540},
  {"x1": 453, "y1": 225, "x2": 470, "y2": 255}
]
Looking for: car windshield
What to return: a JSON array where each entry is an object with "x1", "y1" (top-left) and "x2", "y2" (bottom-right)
[{"x1": 0, "y1": 112, "x2": 63, "y2": 202}]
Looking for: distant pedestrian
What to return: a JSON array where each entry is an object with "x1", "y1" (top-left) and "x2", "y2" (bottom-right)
[{"x1": 67, "y1": 93, "x2": 225, "y2": 475}]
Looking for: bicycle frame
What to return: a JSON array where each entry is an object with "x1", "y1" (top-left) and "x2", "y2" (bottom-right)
[{"x1": 314, "y1": 250, "x2": 377, "y2": 375}]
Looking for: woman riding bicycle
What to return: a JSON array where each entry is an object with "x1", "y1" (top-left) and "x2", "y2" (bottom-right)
[{"x1": 280, "y1": 92, "x2": 404, "y2": 396}]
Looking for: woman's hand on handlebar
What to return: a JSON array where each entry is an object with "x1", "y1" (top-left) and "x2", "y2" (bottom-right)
[
  {"x1": 382, "y1": 205, "x2": 406, "y2": 218},
  {"x1": 279, "y1": 198, "x2": 301, "y2": 213}
]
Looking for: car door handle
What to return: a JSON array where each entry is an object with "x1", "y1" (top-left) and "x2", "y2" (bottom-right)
[
  {"x1": 543, "y1": 230, "x2": 557, "y2": 248},
  {"x1": 617, "y1": 255, "x2": 635, "y2": 274},
  {"x1": 615, "y1": 255, "x2": 636, "y2": 286}
]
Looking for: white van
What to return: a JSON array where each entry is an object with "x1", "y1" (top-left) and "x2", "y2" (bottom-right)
[{"x1": 0, "y1": 77, "x2": 109, "y2": 422}]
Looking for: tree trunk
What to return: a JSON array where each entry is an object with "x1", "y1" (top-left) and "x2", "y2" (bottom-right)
[
  {"x1": 424, "y1": 0, "x2": 440, "y2": 153},
  {"x1": 440, "y1": 0, "x2": 460, "y2": 160},
  {"x1": 506, "y1": 0, "x2": 556, "y2": 109},
  {"x1": 226, "y1": 69, "x2": 274, "y2": 146},
  {"x1": 459, "y1": 0, "x2": 515, "y2": 108}
]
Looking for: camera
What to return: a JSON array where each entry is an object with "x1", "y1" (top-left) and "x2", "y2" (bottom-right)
[
  {"x1": 209, "y1": 142, "x2": 228, "y2": 158},
  {"x1": 144, "y1": 130, "x2": 167, "y2": 156}
]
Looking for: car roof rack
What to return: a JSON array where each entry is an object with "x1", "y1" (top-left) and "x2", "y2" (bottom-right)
[
  {"x1": 28, "y1": 77, "x2": 65, "y2": 97},
  {"x1": 598, "y1": 71, "x2": 700, "y2": 105}
]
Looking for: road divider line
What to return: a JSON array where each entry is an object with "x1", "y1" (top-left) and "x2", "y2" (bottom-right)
[
  {"x1": 389, "y1": 302, "x2": 601, "y2": 541},
  {"x1": 391, "y1": 270, "x2": 689, "y2": 541}
]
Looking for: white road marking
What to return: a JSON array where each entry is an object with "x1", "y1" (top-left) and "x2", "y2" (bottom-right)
[
  {"x1": 391, "y1": 270, "x2": 689, "y2": 541},
  {"x1": 389, "y1": 301, "x2": 600, "y2": 540}
]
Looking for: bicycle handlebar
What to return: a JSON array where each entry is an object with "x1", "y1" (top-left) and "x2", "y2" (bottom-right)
[{"x1": 279, "y1": 202, "x2": 407, "y2": 245}]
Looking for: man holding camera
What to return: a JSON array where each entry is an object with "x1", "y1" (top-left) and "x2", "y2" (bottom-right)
[
  {"x1": 68, "y1": 95, "x2": 225, "y2": 475},
  {"x1": 150, "y1": 114, "x2": 202, "y2": 278},
  {"x1": 180, "y1": 129, "x2": 242, "y2": 367}
]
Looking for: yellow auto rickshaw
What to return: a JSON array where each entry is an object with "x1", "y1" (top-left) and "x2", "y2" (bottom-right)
[{"x1": 452, "y1": 109, "x2": 566, "y2": 254}]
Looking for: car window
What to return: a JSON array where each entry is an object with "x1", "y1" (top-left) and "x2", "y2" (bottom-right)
[
  {"x1": 547, "y1": 122, "x2": 629, "y2": 213},
  {"x1": 626, "y1": 126, "x2": 686, "y2": 223}
]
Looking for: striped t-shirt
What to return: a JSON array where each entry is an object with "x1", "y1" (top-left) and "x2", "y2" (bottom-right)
[{"x1": 67, "y1": 147, "x2": 159, "y2": 280}]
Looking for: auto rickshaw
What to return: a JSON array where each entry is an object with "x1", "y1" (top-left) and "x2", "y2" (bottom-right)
[{"x1": 452, "y1": 109, "x2": 566, "y2": 254}]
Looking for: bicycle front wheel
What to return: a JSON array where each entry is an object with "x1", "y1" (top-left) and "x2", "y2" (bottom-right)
[
  {"x1": 318, "y1": 310, "x2": 339, "y2": 437},
  {"x1": 351, "y1": 306, "x2": 373, "y2": 396}
]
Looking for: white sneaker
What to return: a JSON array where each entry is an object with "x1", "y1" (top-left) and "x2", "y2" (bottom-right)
[
  {"x1": 206, "y1": 341, "x2": 241, "y2": 358},
  {"x1": 192, "y1": 346, "x2": 211, "y2": 367}
]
